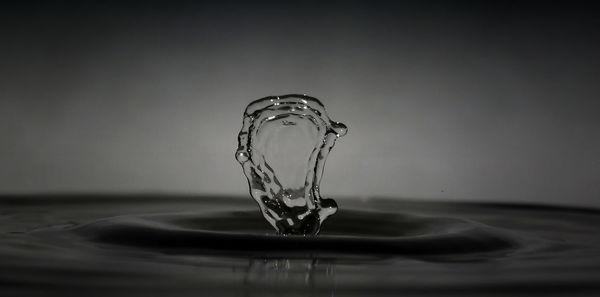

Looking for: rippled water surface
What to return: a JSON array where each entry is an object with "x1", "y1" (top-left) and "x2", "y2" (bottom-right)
[{"x1": 1, "y1": 195, "x2": 600, "y2": 296}]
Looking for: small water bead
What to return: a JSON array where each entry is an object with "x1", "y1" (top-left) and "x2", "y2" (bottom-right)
[
  {"x1": 236, "y1": 151, "x2": 249, "y2": 163},
  {"x1": 235, "y1": 94, "x2": 347, "y2": 235},
  {"x1": 331, "y1": 122, "x2": 348, "y2": 137}
]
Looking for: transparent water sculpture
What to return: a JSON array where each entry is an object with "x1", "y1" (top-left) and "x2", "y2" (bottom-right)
[{"x1": 235, "y1": 94, "x2": 347, "y2": 235}]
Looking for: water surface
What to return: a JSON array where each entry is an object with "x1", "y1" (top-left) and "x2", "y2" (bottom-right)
[{"x1": 1, "y1": 195, "x2": 600, "y2": 296}]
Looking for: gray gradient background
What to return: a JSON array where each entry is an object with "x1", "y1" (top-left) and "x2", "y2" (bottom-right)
[{"x1": 1, "y1": 1, "x2": 599, "y2": 207}]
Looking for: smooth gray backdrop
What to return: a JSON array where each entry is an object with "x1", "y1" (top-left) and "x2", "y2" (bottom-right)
[{"x1": 1, "y1": 1, "x2": 599, "y2": 206}]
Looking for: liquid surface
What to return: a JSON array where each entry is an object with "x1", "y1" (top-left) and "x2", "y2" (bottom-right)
[
  {"x1": 235, "y1": 95, "x2": 347, "y2": 235},
  {"x1": 2, "y1": 195, "x2": 600, "y2": 296}
]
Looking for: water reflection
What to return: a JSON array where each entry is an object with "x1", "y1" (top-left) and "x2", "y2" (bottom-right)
[{"x1": 243, "y1": 258, "x2": 336, "y2": 297}]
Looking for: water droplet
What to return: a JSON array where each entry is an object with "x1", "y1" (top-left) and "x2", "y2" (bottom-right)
[{"x1": 235, "y1": 94, "x2": 347, "y2": 235}]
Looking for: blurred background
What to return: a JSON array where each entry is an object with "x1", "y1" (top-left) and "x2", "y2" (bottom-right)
[{"x1": 1, "y1": 0, "x2": 598, "y2": 207}]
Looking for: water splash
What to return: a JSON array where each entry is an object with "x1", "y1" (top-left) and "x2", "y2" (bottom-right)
[{"x1": 235, "y1": 94, "x2": 347, "y2": 235}]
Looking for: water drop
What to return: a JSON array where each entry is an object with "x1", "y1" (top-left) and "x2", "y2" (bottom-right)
[{"x1": 235, "y1": 94, "x2": 347, "y2": 235}]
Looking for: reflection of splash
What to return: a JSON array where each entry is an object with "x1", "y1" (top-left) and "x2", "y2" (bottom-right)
[
  {"x1": 236, "y1": 94, "x2": 347, "y2": 235},
  {"x1": 243, "y1": 258, "x2": 335, "y2": 297}
]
